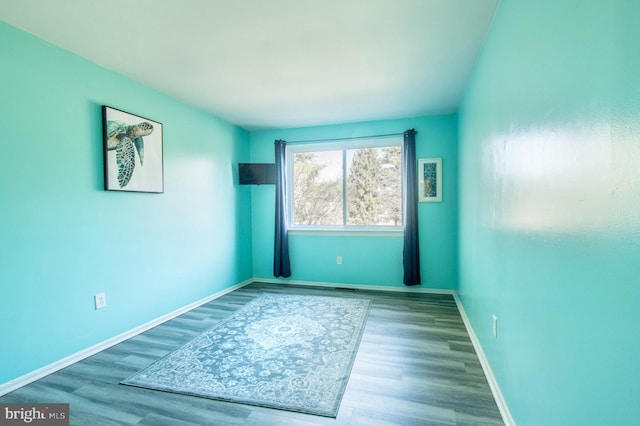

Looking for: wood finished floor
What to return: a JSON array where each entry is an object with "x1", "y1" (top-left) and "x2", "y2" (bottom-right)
[{"x1": 1, "y1": 283, "x2": 504, "y2": 425}]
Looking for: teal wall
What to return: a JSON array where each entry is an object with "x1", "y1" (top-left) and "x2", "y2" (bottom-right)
[
  {"x1": 249, "y1": 115, "x2": 458, "y2": 290},
  {"x1": 0, "y1": 21, "x2": 253, "y2": 384},
  {"x1": 458, "y1": 1, "x2": 640, "y2": 424},
  {"x1": 10, "y1": 2, "x2": 638, "y2": 421}
]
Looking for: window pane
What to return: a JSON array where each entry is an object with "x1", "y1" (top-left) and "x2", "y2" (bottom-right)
[
  {"x1": 292, "y1": 151, "x2": 343, "y2": 225},
  {"x1": 346, "y1": 146, "x2": 402, "y2": 226}
]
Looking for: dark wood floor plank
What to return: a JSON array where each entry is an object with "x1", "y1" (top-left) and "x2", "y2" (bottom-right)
[{"x1": 0, "y1": 282, "x2": 503, "y2": 425}]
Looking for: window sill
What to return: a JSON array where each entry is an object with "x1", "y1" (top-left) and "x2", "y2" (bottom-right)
[{"x1": 288, "y1": 228, "x2": 404, "y2": 238}]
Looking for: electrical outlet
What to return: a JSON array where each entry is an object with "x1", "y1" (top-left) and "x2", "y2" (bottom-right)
[
  {"x1": 336, "y1": 256, "x2": 342, "y2": 265},
  {"x1": 492, "y1": 315, "x2": 498, "y2": 338},
  {"x1": 95, "y1": 292, "x2": 107, "y2": 310}
]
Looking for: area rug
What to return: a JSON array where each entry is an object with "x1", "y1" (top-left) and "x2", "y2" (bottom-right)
[{"x1": 121, "y1": 293, "x2": 371, "y2": 417}]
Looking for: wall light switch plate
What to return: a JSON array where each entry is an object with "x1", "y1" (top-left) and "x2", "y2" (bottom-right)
[{"x1": 95, "y1": 292, "x2": 107, "y2": 310}]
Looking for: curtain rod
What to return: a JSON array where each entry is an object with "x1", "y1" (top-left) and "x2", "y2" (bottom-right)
[{"x1": 286, "y1": 130, "x2": 416, "y2": 144}]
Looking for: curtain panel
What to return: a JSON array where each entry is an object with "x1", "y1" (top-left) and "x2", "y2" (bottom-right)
[
  {"x1": 274, "y1": 139, "x2": 291, "y2": 277},
  {"x1": 402, "y1": 129, "x2": 421, "y2": 286}
]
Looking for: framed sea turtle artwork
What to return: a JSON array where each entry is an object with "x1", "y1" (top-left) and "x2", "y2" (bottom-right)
[
  {"x1": 102, "y1": 106, "x2": 164, "y2": 193},
  {"x1": 418, "y1": 158, "x2": 442, "y2": 202}
]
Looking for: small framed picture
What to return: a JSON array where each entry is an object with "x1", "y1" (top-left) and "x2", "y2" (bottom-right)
[
  {"x1": 418, "y1": 158, "x2": 442, "y2": 202},
  {"x1": 102, "y1": 106, "x2": 163, "y2": 193}
]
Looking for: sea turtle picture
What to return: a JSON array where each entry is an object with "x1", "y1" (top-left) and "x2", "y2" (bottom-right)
[
  {"x1": 106, "y1": 120, "x2": 154, "y2": 188},
  {"x1": 102, "y1": 106, "x2": 163, "y2": 193}
]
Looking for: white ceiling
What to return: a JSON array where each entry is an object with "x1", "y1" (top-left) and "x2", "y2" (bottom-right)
[{"x1": 0, "y1": 0, "x2": 498, "y2": 130}]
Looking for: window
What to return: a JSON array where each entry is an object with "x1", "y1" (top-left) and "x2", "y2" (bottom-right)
[{"x1": 287, "y1": 138, "x2": 403, "y2": 231}]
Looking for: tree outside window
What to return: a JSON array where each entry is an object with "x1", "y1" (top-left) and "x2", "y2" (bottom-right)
[{"x1": 289, "y1": 140, "x2": 402, "y2": 229}]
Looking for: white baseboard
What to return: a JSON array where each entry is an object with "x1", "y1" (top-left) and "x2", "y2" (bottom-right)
[
  {"x1": 2, "y1": 277, "x2": 515, "y2": 426},
  {"x1": 451, "y1": 292, "x2": 516, "y2": 426},
  {"x1": 253, "y1": 277, "x2": 457, "y2": 294},
  {"x1": 0, "y1": 279, "x2": 252, "y2": 397},
  {"x1": 255, "y1": 277, "x2": 515, "y2": 425}
]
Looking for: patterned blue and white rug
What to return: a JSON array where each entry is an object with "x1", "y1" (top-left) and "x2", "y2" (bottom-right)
[{"x1": 121, "y1": 294, "x2": 371, "y2": 417}]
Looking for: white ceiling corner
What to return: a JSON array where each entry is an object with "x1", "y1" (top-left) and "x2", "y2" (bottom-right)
[{"x1": 0, "y1": 0, "x2": 499, "y2": 130}]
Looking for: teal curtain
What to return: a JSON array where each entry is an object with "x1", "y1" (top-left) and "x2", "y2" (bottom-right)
[
  {"x1": 403, "y1": 129, "x2": 421, "y2": 285},
  {"x1": 274, "y1": 139, "x2": 291, "y2": 277}
]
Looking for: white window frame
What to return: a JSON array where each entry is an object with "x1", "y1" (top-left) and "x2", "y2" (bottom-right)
[{"x1": 286, "y1": 137, "x2": 404, "y2": 235}]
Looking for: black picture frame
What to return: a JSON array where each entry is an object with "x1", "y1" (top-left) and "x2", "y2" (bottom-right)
[{"x1": 102, "y1": 106, "x2": 163, "y2": 193}]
